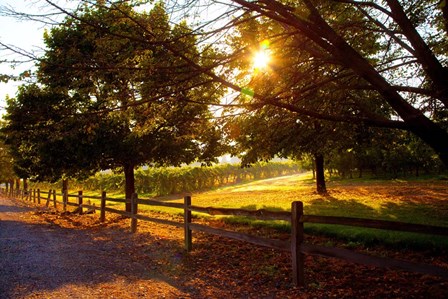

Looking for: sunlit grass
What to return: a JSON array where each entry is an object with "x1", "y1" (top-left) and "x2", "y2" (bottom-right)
[
  {"x1": 72, "y1": 172, "x2": 448, "y2": 225},
  {"x1": 149, "y1": 172, "x2": 448, "y2": 250},
  {"x1": 54, "y1": 172, "x2": 448, "y2": 250}
]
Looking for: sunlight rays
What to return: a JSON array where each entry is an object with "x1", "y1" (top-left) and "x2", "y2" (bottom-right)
[{"x1": 252, "y1": 39, "x2": 271, "y2": 71}]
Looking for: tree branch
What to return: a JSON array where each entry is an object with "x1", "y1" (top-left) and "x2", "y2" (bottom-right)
[
  {"x1": 262, "y1": 97, "x2": 410, "y2": 130},
  {"x1": 385, "y1": 0, "x2": 448, "y2": 107}
]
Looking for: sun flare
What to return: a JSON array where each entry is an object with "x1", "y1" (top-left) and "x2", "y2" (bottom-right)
[{"x1": 253, "y1": 50, "x2": 270, "y2": 70}]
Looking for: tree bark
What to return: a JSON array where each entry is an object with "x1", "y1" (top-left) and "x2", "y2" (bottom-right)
[
  {"x1": 314, "y1": 153, "x2": 327, "y2": 194},
  {"x1": 9, "y1": 179, "x2": 14, "y2": 196},
  {"x1": 62, "y1": 179, "x2": 68, "y2": 194},
  {"x1": 124, "y1": 163, "x2": 135, "y2": 213},
  {"x1": 442, "y1": 0, "x2": 448, "y2": 35},
  {"x1": 23, "y1": 178, "x2": 28, "y2": 192}
]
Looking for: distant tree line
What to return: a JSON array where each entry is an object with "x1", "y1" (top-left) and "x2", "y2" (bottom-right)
[{"x1": 320, "y1": 131, "x2": 444, "y2": 179}]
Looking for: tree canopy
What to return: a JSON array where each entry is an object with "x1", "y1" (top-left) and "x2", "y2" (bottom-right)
[
  {"x1": 2, "y1": 1, "x2": 224, "y2": 207},
  {"x1": 3, "y1": 84, "x2": 101, "y2": 181},
  {"x1": 0, "y1": 137, "x2": 16, "y2": 184},
  {"x1": 214, "y1": 0, "x2": 448, "y2": 165}
]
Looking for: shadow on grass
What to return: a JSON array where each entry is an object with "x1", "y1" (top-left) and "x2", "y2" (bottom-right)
[
  {"x1": 303, "y1": 194, "x2": 448, "y2": 252},
  {"x1": 211, "y1": 194, "x2": 448, "y2": 252},
  {"x1": 240, "y1": 204, "x2": 289, "y2": 212}
]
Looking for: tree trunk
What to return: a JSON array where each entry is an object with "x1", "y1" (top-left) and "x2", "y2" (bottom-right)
[
  {"x1": 23, "y1": 178, "x2": 28, "y2": 192},
  {"x1": 124, "y1": 163, "x2": 135, "y2": 212},
  {"x1": 314, "y1": 153, "x2": 327, "y2": 194},
  {"x1": 62, "y1": 179, "x2": 68, "y2": 194},
  {"x1": 9, "y1": 179, "x2": 14, "y2": 196}
]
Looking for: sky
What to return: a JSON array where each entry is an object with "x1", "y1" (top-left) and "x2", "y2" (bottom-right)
[{"x1": 0, "y1": 0, "x2": 53, "y2": 113}]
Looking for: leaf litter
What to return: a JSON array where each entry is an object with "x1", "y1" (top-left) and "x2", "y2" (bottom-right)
[{"x1": 1, "y1": 196, "x2": 447, "y2": 298}]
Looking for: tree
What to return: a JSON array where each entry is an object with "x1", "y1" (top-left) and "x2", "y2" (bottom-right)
[
  {"x1": 216, "y1": 0, "x2": 448, "y2": 165},
  {"x1": 226, "y1": 102, "x2": 369, "y2": 193},
  {"x1": 2, "y1": 84, "x2": 103, "y2": 182},
  {"x1": 0, "y1": 138, "x2": 16, "y2": 191},
  {"x1": 3, "y1": 2, "x2": 224, "y2": 210},
  {"x1": 147, "y1": 0, "x2": 446, "y2": 169},
  {"x1": 223, "y1": 11, "x2": 392, "y2": 193},
  {"x1": 2, "y1": 0, "x2": 447, "y2": 167}
]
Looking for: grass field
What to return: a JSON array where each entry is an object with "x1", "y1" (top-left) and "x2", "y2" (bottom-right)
[{"x1": 75, "y1": 172, "x2": 448, "y2": 250}]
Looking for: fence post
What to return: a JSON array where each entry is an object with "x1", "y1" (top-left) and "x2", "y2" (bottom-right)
[
  {"x1": 78, "y1": 190, "x2": 83, "y2": 215},
  {"x1": 37, "y1": 189, "x2": 41, "y2": 205},
  {"x1": 52, "y1": 190, "x2": 57, "y2": 209},
  {"x1": 100, "y1": 191, "x2": 106, "y2": 222},
  {"x1": 291, "y1": 201, "x2": 305, "y2": 287},
  {"x1": 45, "y1": 190, "x2": 51, "y2": 207},
  {"x1": 63, "y1": 190, "x2": 67, "y2": 212},
  {"x1": 130, "y1": 193, "x2": 138, "y2": 233},
  {"x1": 33, "y1": 189, "x2": 36, "y2": 203},
  {"x1": 184, "y1": 195, "x2": 192, "y2": 252}
]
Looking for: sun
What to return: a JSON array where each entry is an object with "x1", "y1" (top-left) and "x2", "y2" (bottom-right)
[
  {"x1": 253, "y1": 50, "x2": 270, "y2": 70},
  {"x1": 252, "y1": 39, "x2": 271, "y2": 71}
]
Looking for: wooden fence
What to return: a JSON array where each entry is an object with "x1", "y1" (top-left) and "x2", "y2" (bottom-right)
[{"x1": 3, "y1": 188, "x2": 448, "y2": 287}]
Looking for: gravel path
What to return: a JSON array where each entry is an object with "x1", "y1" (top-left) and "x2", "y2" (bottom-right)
[{"x1": 0, "y1": 197, "x2": 188, "y2": 299}]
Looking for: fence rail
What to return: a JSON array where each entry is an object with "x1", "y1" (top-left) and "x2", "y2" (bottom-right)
[
  {"x1": 302, "y1": 215, "x2": 448, "y2": 236},
  {"x1": 2, "y1": 187, "x2": 448, "y2": 287}
]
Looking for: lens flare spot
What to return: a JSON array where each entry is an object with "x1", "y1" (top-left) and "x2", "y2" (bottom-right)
[{"x1": 253, "y1": 50, "x2": 270, "y2": 70}]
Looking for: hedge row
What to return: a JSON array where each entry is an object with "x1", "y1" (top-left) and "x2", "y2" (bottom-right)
[{"x1": 79, "y1": 161, "x2": 302, "y2": 196}]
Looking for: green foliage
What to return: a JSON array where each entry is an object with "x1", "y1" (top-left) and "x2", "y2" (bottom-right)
[
  {"x1": 0, "y1": 74, "x2": 12, "y2": 83},
  {"x1": 223, "y1": 0, "x2": 448, "y2": 166},
  {"x1": 0, "y1": 138, "x2": 16, "y2": 182},
  {"x1": 81, "y1": 161, "x2": 302, "y2": 196},
  {"x1": 2, "y1": 84, "x2": 99, "y2": 181},
  {"x1": 3, "y1": 1, "x2": 225, "y2": 202},
  {"x1": 224, "y1": 7, "x2": 398, "y2": 194},
  {"x1": 327, "y1": 129, "x2": 445, "y2": 179}
]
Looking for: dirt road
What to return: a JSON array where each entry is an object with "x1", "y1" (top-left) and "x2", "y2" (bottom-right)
[{"x1": 0, "y1": 197, "x2": 188, "y2": 299}]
